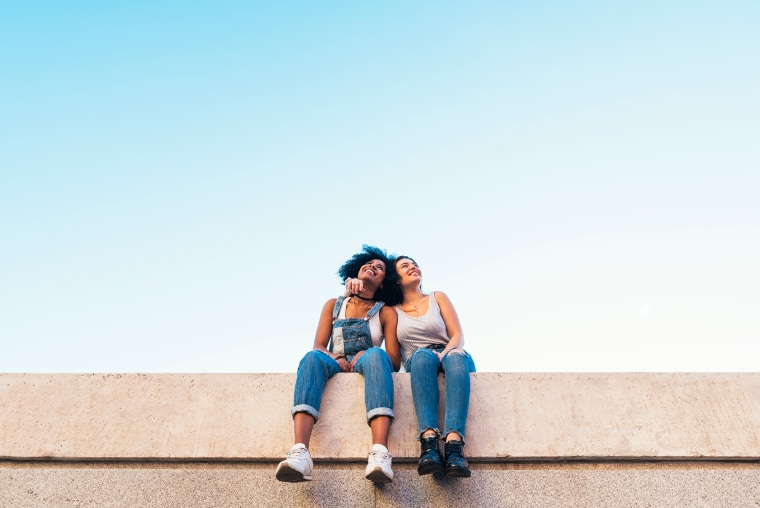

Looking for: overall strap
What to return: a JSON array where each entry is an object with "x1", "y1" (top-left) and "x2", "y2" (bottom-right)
[
  {"x1": 332, "y1": 296, "x2": 346, "y2": 323},
  {"x1": 365, "y1": 301, "x2": 385, "y2": 319}
]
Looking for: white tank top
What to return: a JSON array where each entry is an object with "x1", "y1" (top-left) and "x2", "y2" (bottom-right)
[{"x1": 395, "y1": 292, "x2": 449, "y2": 364}]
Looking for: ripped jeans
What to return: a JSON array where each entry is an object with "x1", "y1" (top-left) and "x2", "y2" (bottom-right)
[{"x1": 405, "y1": 347, "x2": 476, "y2": 442}]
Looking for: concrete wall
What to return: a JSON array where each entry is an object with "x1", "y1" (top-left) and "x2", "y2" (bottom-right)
[{"x1": 2, "y1": 373, "x2": 760, "y2": 507}]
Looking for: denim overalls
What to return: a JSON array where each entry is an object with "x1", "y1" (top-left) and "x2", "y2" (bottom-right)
[
  {"x1": 329, "y1": 296, "x2": 384, "y2": 362},
  {"x1": 292, "y1": 296, "x2": 396, "y2": 424}
]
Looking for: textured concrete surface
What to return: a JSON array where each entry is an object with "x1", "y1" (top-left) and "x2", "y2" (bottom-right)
[
  {"x1": 3, "y1": 461, "x2": 760, "y2": 508},
  {"x1": 2, "y1": 373, "x2": 760, "y2": 461},
  {"x1": 3, "y1": 373, "x2": 760, "y2": 507}
]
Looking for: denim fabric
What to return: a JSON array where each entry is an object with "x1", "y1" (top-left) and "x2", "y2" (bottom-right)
[
  {"x1": 353, "y1": 347, "x2": 395, "y2": 421},
  {"x1": 292, "y1": 350, "x2": 341, "y2": 421},
  {"x1": 328, "y1": 297, "x2": 384, "y2": 360},
  {"x1": 291, "y1": 348, "x2": 395, "y2": 424},
  {"x1": 292, "y1": 296, "x2": 394, "y2": 425},
  {"x1": 405, "y1": 346, "x2": 476, "y2": 441}
]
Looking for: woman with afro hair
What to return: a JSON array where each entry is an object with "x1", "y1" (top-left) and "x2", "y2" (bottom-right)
[{"x1": 276, "y1": 245, "x2": 402, "y2": 484}]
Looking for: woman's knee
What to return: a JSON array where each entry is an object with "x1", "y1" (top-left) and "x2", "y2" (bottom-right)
[
  {"x1": 360, "y1": 347, "x2": 389, "y2": 365},
  {"x1": 299, "y1": 349, "x2": 321, "y2": 366},
  {"x1": 297, "y1": 349, "x2": 334, "y2": 374},
  {"x1": 441, "y1": 348, "x2": 472, "y2": 372},
  {"x1": 355, "y1": 347, "x2": 392, "y2": 376},
  {"x1": 409, "y1": 348, "x2": 439, "y2": 369},
  {"x1": 442, "y1": 347, "x2": 466, "y2": 363}
]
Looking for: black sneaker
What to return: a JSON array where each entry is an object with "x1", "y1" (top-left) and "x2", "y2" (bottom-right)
[
  {"x1": 417, "y1": 436, "x2": 444, "y2": 475},
  {"x1": 444, "y1": 440, "x2": 471, "y2": 477}
]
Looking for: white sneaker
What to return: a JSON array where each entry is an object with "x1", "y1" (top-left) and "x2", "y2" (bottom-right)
[
  {"x1": 276, "y1": 443, "x2": 313, "y2": 482},
  {"x1": 365, "y1": 444, "x2": 393, "y2": 483}
]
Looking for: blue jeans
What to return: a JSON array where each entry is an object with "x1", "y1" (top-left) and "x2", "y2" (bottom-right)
[
  {"x1": 406, "y1": 347, "x2": 476, "y2": 441},
  {"x1": 292, "y1": 347, "x2": 395, "y2": 424}
]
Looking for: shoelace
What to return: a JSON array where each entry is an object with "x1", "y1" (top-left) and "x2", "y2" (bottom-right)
[
  {"x1": 287, "y1": 448, "x2": 308, "y2": 459},
  {"x1": 369, "y1": 451, "x2": 390, "y2": 462}
]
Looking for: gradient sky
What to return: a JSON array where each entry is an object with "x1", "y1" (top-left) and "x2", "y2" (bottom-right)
[{"x1": 2, "y1": 2, "x2": 759, "y2": 373}]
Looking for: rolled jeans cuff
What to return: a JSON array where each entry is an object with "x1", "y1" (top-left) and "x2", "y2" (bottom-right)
[
  {"x1": 417, "y1": 427, "x2": 441, "y2": 441},
  {"x1": 292, "y1": 404, "x2": 319, "y2": 422},
  {"x1": 367, "y1": 407, "x2": 394, "y2": 425},
  {"x1": 443, "y1": 429, "x2": 466, "y2": 444}
]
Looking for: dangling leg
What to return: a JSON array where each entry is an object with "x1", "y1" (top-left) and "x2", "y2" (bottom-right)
[
  {"x1": 276, "y1": 350, "x2": 339, "y2": 482},
  {"x1": 355, "y1": 347, "x2": 396, "y2": 483},
  {"x1": 408, "y1": 348, "x2": 445, "y2": 475},
  {"x1": 441, "y1": 349, "x2": 475, "y2": 477}
]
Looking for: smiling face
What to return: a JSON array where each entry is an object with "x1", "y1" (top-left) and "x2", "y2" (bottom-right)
[
  {"x1": 395, "y1": 256, "x2": 421, "y2": 287},
  {"x1": 357, "y1": 259, "x2": 387, "y2": 286}
]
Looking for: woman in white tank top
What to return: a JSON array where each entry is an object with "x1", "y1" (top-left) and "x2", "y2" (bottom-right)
[{"x1": 392, "y1": 255, "x2": 476, "y2": 478}]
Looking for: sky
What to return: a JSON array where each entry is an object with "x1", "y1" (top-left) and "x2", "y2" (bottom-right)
[{"x1": 2, "y1": 1, "x2": 759, "y2": 373}]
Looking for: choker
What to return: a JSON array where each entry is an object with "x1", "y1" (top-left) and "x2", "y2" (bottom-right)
[{"x1": 351, "y1": 293, "x2": 375, "y2": 301}]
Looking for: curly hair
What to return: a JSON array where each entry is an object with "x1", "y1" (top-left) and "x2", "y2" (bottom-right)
[{"x1": 337, "y1": 244, "x2": 401, "y2": 305}]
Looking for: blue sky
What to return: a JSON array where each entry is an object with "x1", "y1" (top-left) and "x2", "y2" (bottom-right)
[{"x1": 2, "y1": 1, "x2": 759, "y2": 373}]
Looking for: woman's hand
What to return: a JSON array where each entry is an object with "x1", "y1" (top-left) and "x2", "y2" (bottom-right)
[
  {"x1": 344, "y1": 277, "x2": 365, "y2": 295},
  {"x1": 334, "y1": 355, "x2": 352, "y2": 372},
  {"x1": 349, "y1": 350, "x2": 365, "y2": 372}
]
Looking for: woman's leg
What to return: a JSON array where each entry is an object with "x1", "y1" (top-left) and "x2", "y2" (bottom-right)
[
  {"x1": 441, "y1": 349, "x2": 475, "y2": 442},
  {"x1": 353, "y1": 347, "x2": 395, "y2": 431},
  {"x1": 407, "y1": 348, "x2": 445, "y2": 475},
  {"x1": 354, "y1": 348, "x2": 396, "y2": 483},
  {"x1": 277, "y1": 350, "x2": 340, "y2": 483},
  {"x1": 440, "y1": 349, "x2": 475, "y2": 478},
  {"x1": 292, "y1": 350, "x2": 341, "y2": 446},
  {"x1": 369, "y1": 415, "x2": 391, "y2": 447},
  {"x1": 407, "y1": 348, "x2": 442, "y2": 436}
]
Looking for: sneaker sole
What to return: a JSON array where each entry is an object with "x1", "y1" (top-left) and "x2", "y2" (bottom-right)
[
  {"x1": 418, "y1": 462, "x2": 444, "y2": 476},
  {"x1": 365, "y1": 468, "x2": 393, "y2": 484},
  {"x1": 276, "y1": 464, "x2": 312, "y2": 482},
  {"x1": 444, "y1": 466, "x2": 471, "y2": 478}
]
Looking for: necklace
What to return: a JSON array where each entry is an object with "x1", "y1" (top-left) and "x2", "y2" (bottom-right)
[
  {"x1": 350, "y1": 296, "x2": 373, "y2": 317},
  {"x1": 351, "y1": 293, "x2": 375, "y2": 301},
  {"x1": 401, "y1": 294, "x2": 426, "y2": 314},
  {"x1": 351, "y1": 296, "x2": 374, "y2": 307}
]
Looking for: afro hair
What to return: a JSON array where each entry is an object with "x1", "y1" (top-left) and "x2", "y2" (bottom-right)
[{"x1": 337, "y1": 244, "x2": 401, "y2": 305}]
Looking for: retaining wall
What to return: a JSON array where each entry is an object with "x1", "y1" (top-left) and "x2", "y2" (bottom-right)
[{"x1": 2, "y1": 373, "x2": 760, "y2": 507}]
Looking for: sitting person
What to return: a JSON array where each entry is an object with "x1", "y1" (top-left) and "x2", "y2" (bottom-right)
[
  {"x1": 276, "y1": 245, "x2": 401, "y2": 484},
  {"x1": 347, "y1": 254, "x2": 475, "y2": 477}
]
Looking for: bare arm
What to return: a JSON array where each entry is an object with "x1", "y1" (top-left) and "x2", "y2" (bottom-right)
[
  {"x1": 380, "y1": 305, "x2": 401, "y2": 371},
  {"x1": 435, "y1": 291, "x2": 465, "y2": 357}
]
